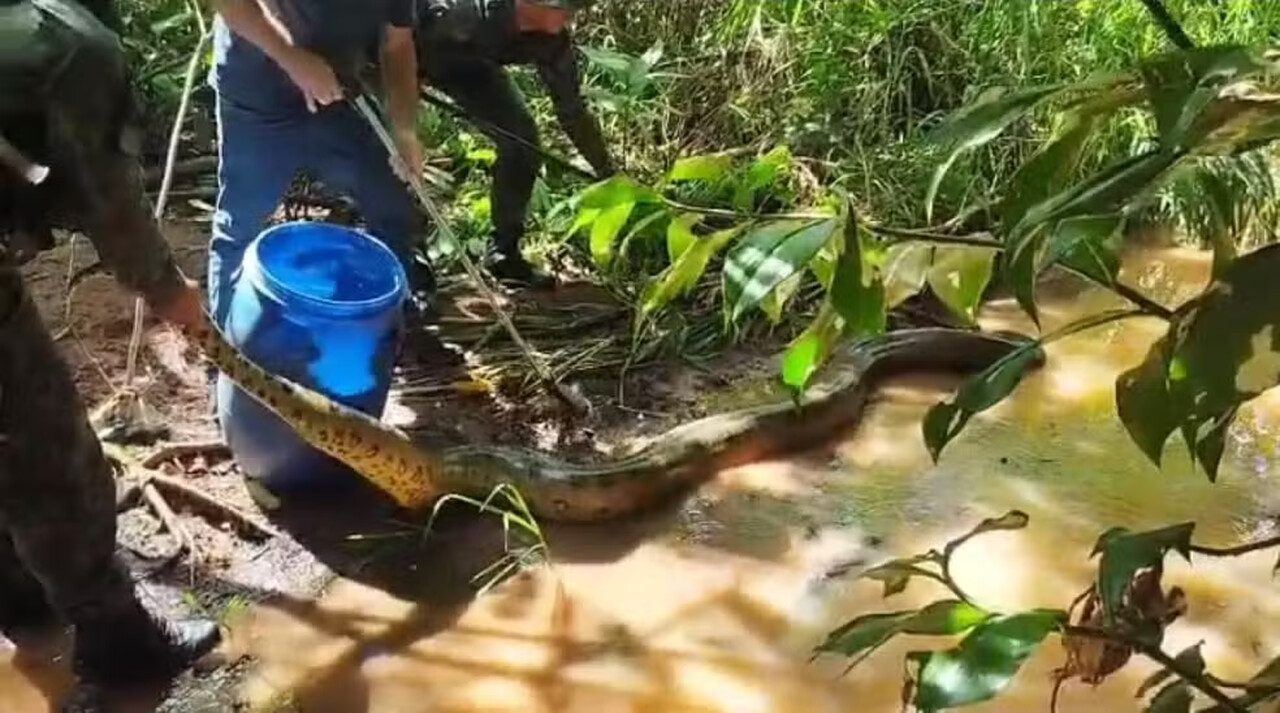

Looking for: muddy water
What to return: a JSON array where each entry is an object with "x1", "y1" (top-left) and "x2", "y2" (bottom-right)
[{"x1": 9, "y1": 245, "x2": 1280, "y2": 712}]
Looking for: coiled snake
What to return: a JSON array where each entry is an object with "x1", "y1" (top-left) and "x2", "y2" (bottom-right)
[{"x1": 186, "y1": 309, "x2": 1040, "y2": 523}]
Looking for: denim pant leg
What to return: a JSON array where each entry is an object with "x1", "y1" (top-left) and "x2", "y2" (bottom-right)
[
  {"x1": 306, "y1": 104, "x2": 418, "y2": 279},
  {"x1": 208, "y1": 96, "x2": 306, "y2": 328}
]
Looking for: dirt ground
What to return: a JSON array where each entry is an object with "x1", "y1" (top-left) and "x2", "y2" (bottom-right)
[{"x1": 16, "y1": 215, "x2": 802, "y2": 711}]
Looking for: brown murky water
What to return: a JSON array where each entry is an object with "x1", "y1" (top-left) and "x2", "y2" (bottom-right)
[{"x1": 9, "y1": 245, "x2": 1280, "y2": 712}]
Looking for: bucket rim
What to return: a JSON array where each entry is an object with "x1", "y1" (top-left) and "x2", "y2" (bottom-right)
[{"x1": 245, "y1": 220, "x2": 407, "y2": 317}]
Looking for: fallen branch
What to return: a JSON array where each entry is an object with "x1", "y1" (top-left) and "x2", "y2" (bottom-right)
[
  {"x1": 142, "y1": 439, "x2": 230, "y2": 470},
  {"x1": 104, "y1": 443, "x2": 281, "y2": 543},
  {"x1": 147, "y1": 470, "x2": 282, "y2": 541},
  {"x1": 141, "y1": 479, "x2": 203, "y2": 564}
]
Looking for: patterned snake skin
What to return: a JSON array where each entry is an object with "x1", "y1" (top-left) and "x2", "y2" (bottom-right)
[{"x1": 186, "y1": 309, "x2": 1040, "y2": 523}]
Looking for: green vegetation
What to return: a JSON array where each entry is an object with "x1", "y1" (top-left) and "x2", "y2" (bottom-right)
[{"x1": 113, "y1": 0, "x2": 1280, "y2": 710}]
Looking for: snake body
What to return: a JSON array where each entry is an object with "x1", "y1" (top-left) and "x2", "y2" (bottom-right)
[{"x1": 188, "y1": 310, "x2": 1040, "y2": 523}]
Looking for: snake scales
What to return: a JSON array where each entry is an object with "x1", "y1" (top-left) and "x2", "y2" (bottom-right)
[{"x1": 186, "y1": 309, "x2": 1040, "y2": 523}]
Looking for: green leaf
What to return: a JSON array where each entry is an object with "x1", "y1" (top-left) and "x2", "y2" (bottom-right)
[
  {"x1": 781, "y1": 302, "x2": 842, "y2": 392},
  {"x1": 1050, "y1": 213, "x2": 1125, "y2": 285},
  {"x1": 830, "y1": 214, "x2": 886, "y2": 337},
  {"x1": 566, "y1": 207, "x2": 602, "y2": 239},
  {"x1": 1092, "y1": 523, "x2": 1194, "y2": 622},
  {"x1": 578, "y1": 175, "x2": 659, "y2": 210},
  {"x1": 1000, "y1": 86, "x2": 1141, "y2": 229},
  {"x1": 666, "y1": 212, "x2": 702, "y2": 262},
  {"x1": 668, "y1": 154, "x2": 734, "y2": 184},
  {"x1": 926, "y1": 247, "x2": 997, "y2": 324},
  {"x1": 1115, "y1": 342, "x2": 1180, "y2": 466},
  {"x1": 926, "y1": 84, "x2": 1066, "y2": 222},
  {"x1": 922, "y1": 339, "x2": 1044, "y2": 461},
  {"x1": 1137, "y1": 644, "x2": 1205, "y2": 700},
  {"x1": 1005, "y1": 150, "x2": 1180, "y2": 323},
  {"x1": 912, "y1": 609, "x2": 1066, "y2": 710},
  {"x1": 735, "y1": 145, "x2": 793, "y2": 210},
  {"x1": 883, "y1": 243, "x2": 933, "y2": 308},
  {"x1": 944, "y1": 511, "x2": 1030, "y2": 557},
  {"x1": 761, "y1": 271, "x2": 803, "y2": 324},
  {"x1": 1117, "y1": 244, "x2": 1280, "y2": 477},
  {"x1": 1144, "y1": 682, "x2": 1192, "y2": 713},
  {"x1": 817, "y1": 600, "x2": 990, "y2": 664},
  {"x1": 724, "y1": 219, "x2": 840, "y2": 326},
  {"x1": 641, "y1": 226, "x2": 741, "y2": 321},
  {"x1": 859, "y1": 555, "x2": 937, "y2": 599},
  {"x1": 590, "y1": 200, "x2": 636, "y2": 268},
  {"x1": 1140, "y1": 46, "x2": 1267, "y2": 151}
]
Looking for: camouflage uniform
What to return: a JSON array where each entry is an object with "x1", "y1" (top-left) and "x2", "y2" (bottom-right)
[
  {"x1": 0, "y1": 0, "x2": 217, "y2": 687},
  {"x1": 417, "y1": 0, "x2": 614, "y2": 285}
]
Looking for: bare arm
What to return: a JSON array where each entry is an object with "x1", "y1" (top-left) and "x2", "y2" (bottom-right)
[
  {"x1": 379, "y1": 2, "x2": 423, "y2": 174},
  {"x1": 380, "y1": 26, "x2": 419, "y2": 136},
  {"x1": 537, "y1": 38, "x2": 614, "y2": 177}
]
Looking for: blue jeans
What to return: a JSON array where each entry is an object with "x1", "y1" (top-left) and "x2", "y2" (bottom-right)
[{"x1": 207, "y1": 95, "x2": 417, "y2": 327}]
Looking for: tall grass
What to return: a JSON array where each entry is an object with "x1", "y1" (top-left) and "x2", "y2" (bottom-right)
[{"x1": 566, "y1": 0, "x2": 1280, "y2": 228}]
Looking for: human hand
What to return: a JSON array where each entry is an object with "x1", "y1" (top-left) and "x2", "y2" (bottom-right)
[
  {"x1": 153, "y1": 281, "x2": 206, "y2": 331},
  {"x1": 279, "y1": 47, "x2": 344, "y2": 113},
  {"x1": 390, "y1": 127, "x2": 424, "y2": 185}
]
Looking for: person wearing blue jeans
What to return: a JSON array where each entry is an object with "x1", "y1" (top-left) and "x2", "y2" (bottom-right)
[{"x1": 206, "y1": 0, "x2": 425, "y2": 330}]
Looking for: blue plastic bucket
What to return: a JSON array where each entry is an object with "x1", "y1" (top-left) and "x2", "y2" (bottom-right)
[{"x1": 216, "y1": 221, "x2": 407, "y2": 494}]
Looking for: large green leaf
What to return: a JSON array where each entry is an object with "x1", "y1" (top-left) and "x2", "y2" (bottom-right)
[
  {"x1": 924, "y1": 308, "x2": 1136, "y2": 460},
  {"x1": 882, "y1": 243, "x2": 934, "y2": 308},
  {"x1": 781, "y1": 302, "x2": 842, "y2": 392},
  {"x1": 1139, "y1": 46, "x2": 1268, "y2": 152},
  {"x1": 911, "y1": 609, "x2": 1066, "y2": 711},
  {"x1": 668, "y1": 154, "x2": 734, "y2": 184},
  {"x1": 926, "y1": 84, "x2": 1067, "y2": 222},
  {"x1": 590, "y1": 200, "x2": 636, "y2": 268},
  {"x1": 1091, "y1": 523, "x2": 1194, "y2": 623},
  {"x1": 735, "y1": 145, "x2": 793, "y2": 211},
  {"x1": 1136, "y1": 644, "x2": 1205, "y2": 700},
  {"x1": 578, "y1": 175, "x2": 659, "y2": 209},
  {"x1": 760, "y1": 271, "x2": 803, "y2": 324},
  {"x1": 1116, "y1": 243, "x2": 1280, "y2": 478},
  {"x1": 1145, "y1": 682, "x2": 1192, "y2": 713},
  {"x1": 1004, "y1": 150, "x2": 1180, "y2": 322},
  {"x1": 926, "y1": 247, "x2": 997, "y2": 324},
  {"x1": 641, "y1": 225, "x2": 741, "y2": 321},
  {"x1": 830, "y1": 212, "x2": 886, "y2": 337},
  {"x1": 724, "y1": 218, "x2": 840, "y2": 325},
  {"x1": 1050, "y1": 213, "x2": 1125, "y2": 286},
  {"x1": 666, "y1": 212, "x2": 701, "y2": 262},
  {"x1": 1000, "y1": 85, "x2": 1143, "y2": 229},
  {"x1": 858, "y1": 554, "x2": 938, "y2": 598},
  {"x1": 816, "y1": 600, "x2": 990, "y2": 664},
  {"x1": 943, "y1": 511, "x2": 1031, "y2": 557}
]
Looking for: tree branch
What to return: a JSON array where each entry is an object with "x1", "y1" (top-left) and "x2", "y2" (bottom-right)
[
  {"x1": 1064, "y1": 626, "x2": 1244, "y2": 711},
  {"x1": 1190, "y1": 534, "x2": 1280, "y2": 558},
  {"x1": 1138, "y1": 0, "x2": 1196, "y2": 50}
]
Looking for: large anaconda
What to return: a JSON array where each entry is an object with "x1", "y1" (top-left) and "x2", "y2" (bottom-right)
[{"x1": 185, "y1": 310, "x2": 1041, "y2": 523}]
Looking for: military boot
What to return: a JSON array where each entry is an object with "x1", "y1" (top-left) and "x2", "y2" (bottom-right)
[
  {"x1": 0, "y1": 538, "x2": 56, "y2": 631},
  {"x1": 0, "y1": 570, "x2": 55, "y2": 631},
  {"x1": 72, "y1": 601, "x2": 221, "y2": 686},
  {"x1": 485, "y1": 240, "x2": 554, "y2": 289}
]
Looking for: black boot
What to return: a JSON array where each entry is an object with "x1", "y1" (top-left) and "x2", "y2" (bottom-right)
[
  {"x1": 0, "y1": 541, "x2": 57, "y2": 631},
  {"x1": 485, "y1": 247, "x2": 555, "y2": 289},
  {"x1": 73, "y1": 607, "x2": 221, "y2": 686},
  {"x1": 0, "y1": 576, "x2": 56, "y2": 631}
]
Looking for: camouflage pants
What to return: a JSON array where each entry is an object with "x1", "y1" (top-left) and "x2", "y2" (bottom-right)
[
  {"x1": 425, "y1": 61, "x2": 541, "y2": 253},
  {"x1": 0, "y1": 265, "x2": 148, "y2": 633}
]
